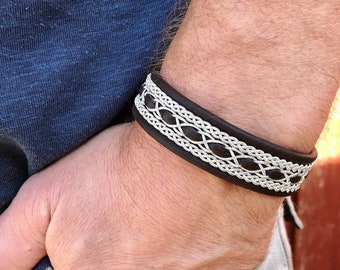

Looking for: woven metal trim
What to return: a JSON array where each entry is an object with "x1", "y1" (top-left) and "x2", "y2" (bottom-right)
[{"x1": 134, "y1": 74, "x2": 315, "y2": 194}]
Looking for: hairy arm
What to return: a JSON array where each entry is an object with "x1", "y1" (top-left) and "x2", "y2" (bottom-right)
[
  {"x1": 162, "y1": 0, "x2": 340, "y2": 152},
  {"x1": 0, "y1": 1, "x2": 339, "y2": 269}
]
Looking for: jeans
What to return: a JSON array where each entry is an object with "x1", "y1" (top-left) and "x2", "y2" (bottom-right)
[{"x1": 0, "y1": 1, "x2": 177, "y2": 268}]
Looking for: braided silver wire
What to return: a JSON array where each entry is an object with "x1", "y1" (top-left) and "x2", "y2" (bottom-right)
[{"x1": 134, "y1": 74, "x2": 315, "y2": 194}]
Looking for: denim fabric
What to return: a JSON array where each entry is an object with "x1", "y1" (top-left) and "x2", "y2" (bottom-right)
[{"x1": 0, "y1": 1, "x2": 177, "y2": 269}]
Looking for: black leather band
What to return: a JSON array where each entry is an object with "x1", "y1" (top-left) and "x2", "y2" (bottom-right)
[{"x1": 132, "y1": 73, "x2": 317, "y2": 196}]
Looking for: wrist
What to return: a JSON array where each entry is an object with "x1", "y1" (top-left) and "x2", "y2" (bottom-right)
[
  {"x1": 124, "y1": 122, "x2": 282, "y2": 268},
  {"x1": 128, "y1": 121, "x2": 283, "y2": 216}
]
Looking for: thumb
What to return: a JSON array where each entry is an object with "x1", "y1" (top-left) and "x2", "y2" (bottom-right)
[{"x1": 0, "y1": 175, "x2": 52, "y2": 269}]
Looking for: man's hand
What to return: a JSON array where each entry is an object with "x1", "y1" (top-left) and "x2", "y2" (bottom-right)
[
  {"x1": 1, "y1": 0, "x2": 338, "y2": 269},
  {"x1": 0, "y1": 122, "x2": 282, "y2": 269}
]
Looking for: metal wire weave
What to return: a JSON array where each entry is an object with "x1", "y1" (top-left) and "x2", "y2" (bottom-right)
[{"x1": 134, "y1": 74, "x2": 314, "y2": 193}]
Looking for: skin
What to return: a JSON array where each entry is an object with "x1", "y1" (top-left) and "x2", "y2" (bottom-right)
[{"x1": 0, "y1": 0, "x2": 339, "y2": 269}]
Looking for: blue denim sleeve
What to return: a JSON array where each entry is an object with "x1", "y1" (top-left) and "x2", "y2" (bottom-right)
[{"x1": 0, "y1": 1, "x2": 178, "y2": 269}]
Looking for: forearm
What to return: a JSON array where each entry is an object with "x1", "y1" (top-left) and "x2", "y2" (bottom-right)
[
  {"x1": 6, "y1": 2, "x2": 340, "y2": 269},
  {"x1": 135, "y1": 1, "x2": 340, "y2": 260},
  {"x1": 161, "y1": 0, "x2": 340, "y2": 153}
]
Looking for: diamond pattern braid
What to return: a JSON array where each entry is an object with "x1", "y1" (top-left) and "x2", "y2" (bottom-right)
[{"x1": 134, "y1": 74, "x2": 315, "y2": 194}]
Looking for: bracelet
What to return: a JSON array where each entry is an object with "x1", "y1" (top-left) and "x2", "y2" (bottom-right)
[{"x1": 132, "y1": 73, "x2": 317, "y2": 196}]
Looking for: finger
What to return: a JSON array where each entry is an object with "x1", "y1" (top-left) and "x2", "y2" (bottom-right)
[{"x1": 0, "y1": 176, "x2": 51, "y2": 269}]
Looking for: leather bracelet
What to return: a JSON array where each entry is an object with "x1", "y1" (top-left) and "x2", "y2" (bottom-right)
[{"x1": 132, "y1": 73, "x2": 317, "y2": 196}]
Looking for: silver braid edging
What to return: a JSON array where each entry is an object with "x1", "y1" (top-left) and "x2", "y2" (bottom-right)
[{"x1": 134, "y1": 74, "x2": 314, "y2": 193}]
